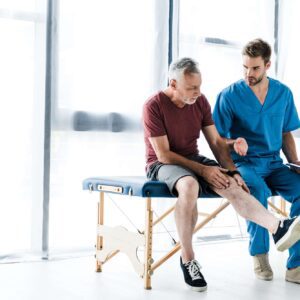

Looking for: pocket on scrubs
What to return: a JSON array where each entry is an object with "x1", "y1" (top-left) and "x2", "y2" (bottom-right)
[{"x1": 267, "y1": 156, "x2": 284, "y2": 170}]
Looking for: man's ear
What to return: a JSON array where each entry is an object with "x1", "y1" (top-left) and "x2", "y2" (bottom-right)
[
  {"x1": 266, "y1": 61, "x2": 271, "y2": 70},
  {"x1": 169, "y1": 79, "x2": 177, "y2": 89}
]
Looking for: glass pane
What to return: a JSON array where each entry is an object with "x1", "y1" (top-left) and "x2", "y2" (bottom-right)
[
  {"x1": 49, "y1": 0, "x2": 167, "y2": 250},
  {"x1": 278, "y1": 0, "x2": 300, "y2": 115},
  {"x1": 179, "y1": 0, "x2": 275, "y2": 106},
  {"x1": 0, "y1": 0, "x2": 36, "y2": 11},
  {"x1": 180, "y1": 0, "x2": 274, "y2": 43},
  {"x1": 0, "y1": 2, "x2": 46, "y2": 256}
]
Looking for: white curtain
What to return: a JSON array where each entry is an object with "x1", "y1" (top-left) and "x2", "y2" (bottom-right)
[
  {"x1": 0, "y1": 0, "x2": 47, "y2": 259},
  {"x1": 179, "y1": 0, "x2": 275, "y2": 108},
  {"x1": 0, "y1": 0, "x2": 170, "y2": 260},
  {"x1": 277, "y1": 0, "x2": 300, "y2": 126},
  {"x1": 48, "y1": 0, "x2": 170, "y2": 253}
]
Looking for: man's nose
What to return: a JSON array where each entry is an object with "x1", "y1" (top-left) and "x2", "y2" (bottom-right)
[
  {"x1": 194, "y1": 88, "x2": 200, "y2": 96},
  {"x1": 246, "y1": 69, "x2": 253, "y2": 76}
]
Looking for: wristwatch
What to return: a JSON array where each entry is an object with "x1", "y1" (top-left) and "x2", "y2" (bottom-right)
[{"x1": 227, "y1": 170, "x2": 241, "y2": 177}]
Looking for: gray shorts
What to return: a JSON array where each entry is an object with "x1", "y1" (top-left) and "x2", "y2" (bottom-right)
[{"x1": 147, "y1": 155, "x2": 219, "y2": 197}]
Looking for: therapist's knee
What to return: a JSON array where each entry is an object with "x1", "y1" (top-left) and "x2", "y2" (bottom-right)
[{"x1": 240, "y1": 171, "x2": 270, "y2": 203}]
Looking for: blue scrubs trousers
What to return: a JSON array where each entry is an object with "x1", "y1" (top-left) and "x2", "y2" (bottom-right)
[{"x1": 236, "y1": 155, "x2": 300, "y2": 269}]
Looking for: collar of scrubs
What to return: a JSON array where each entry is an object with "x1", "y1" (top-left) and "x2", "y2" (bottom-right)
[{"x1": 240, "y1": 77, "x2": 274, "y2": 113}]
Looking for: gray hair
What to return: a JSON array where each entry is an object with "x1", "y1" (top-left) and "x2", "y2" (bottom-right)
[{"x1": 168, "y1": 57, "x2": 200, "y2": 81}]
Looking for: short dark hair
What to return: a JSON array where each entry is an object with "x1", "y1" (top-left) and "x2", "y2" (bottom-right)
[
  {"x1": 242, "y1": 39, "x2": 272, "y2": 64},
  {"x1": 169, "y1": 57, "x2": 200, "y2": 81}
]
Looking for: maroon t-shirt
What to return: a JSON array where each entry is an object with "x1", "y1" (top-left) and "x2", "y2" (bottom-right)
[{"x1": 143, "y1": 91, "x2": 214, "y2": 169}]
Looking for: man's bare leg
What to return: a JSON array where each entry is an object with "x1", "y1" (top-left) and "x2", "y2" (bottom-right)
[
  {"x1": 175, "y1": 176, "x2": 207, "y2": 291},
  {"x1": 174, "y1": 176, "x2": 199, "y2": 263},
  {"x1": 213, "y1": 176, "x2": 279, "y2": 233}
]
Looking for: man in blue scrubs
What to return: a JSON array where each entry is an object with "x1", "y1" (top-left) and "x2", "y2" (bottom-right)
[{"x1": 213, "y1": 39, "x2": 300, "y2": 283}]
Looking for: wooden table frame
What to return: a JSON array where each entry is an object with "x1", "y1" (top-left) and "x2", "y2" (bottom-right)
[{"x1": 94, "y1": 188, "x2": 288, "y2": 290}]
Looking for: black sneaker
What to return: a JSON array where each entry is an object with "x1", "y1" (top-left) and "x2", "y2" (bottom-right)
[
  {"x1": 273, "y1": 216, "x2": 300, "y2": 251},
  {"x1": 180, "y1": 257, "x2": 207, "y2": 292}
]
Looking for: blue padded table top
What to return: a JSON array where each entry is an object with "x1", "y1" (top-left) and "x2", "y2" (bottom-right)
[{"x1": 83, "y1": 176, "x2": 218, "y2": 198}]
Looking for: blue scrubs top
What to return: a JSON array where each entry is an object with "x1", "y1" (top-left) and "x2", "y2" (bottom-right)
[{"x1": 213, "y1": 78, "x2": 300, "y2": 161}]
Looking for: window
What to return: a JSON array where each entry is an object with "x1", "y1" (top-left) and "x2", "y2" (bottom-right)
[
  {"x1": 48, "y1": 0, "x2": 169, "y2": 251},
  {"x1": 0, "y1": 0, "x2": 46, "y2": 256},
  {"x1": 179, "y1": 0, "x2": 275, "y2": 106}
]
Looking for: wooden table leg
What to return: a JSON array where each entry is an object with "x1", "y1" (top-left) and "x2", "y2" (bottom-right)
[
  {"x1": 96, "y1": 191, "x2": 104, "y2": 272},
  {"x1": 280, "y1": 197, "x2": 287, "y2": 215},
  {"x1": 143, "y1": 196, "x2": 153, "y2": 289}
]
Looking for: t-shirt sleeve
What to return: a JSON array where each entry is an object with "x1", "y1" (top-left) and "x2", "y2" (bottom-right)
[
  {"x1": 212, "y1": 91, "x2": 233, "y2": 138},
  {"x1": 201, "y1": 95, "x2": 215, "y2": 127},
  {"x1": 143, "y1": 99, "x2": 166, "y2": 137},
  {"x1": 283, "y1": 89, "x2": 300, "y2": 132}
]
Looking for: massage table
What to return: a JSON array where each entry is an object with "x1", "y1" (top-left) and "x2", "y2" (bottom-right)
[{"x1": 83, "y1": 176, "x2": 287, "y2": 289}]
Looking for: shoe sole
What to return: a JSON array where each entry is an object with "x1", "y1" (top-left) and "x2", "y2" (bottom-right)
[
  {"x1": 286, "y1": 277, "x2": 300, "y2": 284},
  {"x1": 276, "y1": 216, "x2": 300, "y2": 252},
  {"x1": 186, "y1": 284, "x2": 207, "y2": 292},
  {"x1": 255, "y1": 274, "x2": 273, "y2": 281}
]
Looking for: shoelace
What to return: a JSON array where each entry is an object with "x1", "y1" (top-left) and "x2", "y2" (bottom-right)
[
  {"x1": 279, "y1": 219, "x2": 285, "y2": 228},
  {"x1": 279, "y1": 217, "x2": 291, "y2": 229},
  {"x1": 185, "y1": 260, "x2": 203, "y2": 280}
]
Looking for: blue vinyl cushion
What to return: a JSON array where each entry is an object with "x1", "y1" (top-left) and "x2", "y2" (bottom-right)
[{"x1": 82, "y1": 176, "x2": 218, "y2": 198}]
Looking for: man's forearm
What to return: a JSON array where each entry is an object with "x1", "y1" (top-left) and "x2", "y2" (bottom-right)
[
  {"x1": 224, "y1": 138, "x2": 237, "y2": 151},
  {"x1": 210, "y1": 139, "x2": 237, "y2": 171},
  {"x1": 282, "y1": 132, "x2": 299, "y2": 162}
]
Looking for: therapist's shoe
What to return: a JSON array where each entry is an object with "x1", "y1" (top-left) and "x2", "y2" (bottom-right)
[
  {"x1": 273, "y1": 216, "x2": 300, "y2": 251},
  {"x1": 286, "y1": 266, "x2": 300, "y2": 284},
  {"x1": 253, "y1": 253, "x2": 273, "y2": 280},
  {"x1": 180, "y1": 257, "x2": 207, "y2": 292}
]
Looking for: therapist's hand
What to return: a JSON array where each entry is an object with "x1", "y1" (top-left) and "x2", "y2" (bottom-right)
[
  {"x1": 233, "y1": 174, "x2": 250, "y2": 193},
  {"x1": 233, "y1": 137, "x2": 248, "y2": 156}
]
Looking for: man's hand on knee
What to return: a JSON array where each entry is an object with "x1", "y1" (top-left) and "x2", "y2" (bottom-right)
[
  {"x1": 200, "y1": 166, "x2": 229, "y2": 189},
  {"x1": 231, "y1": 173, "x2": 250, "y2": 193}
]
